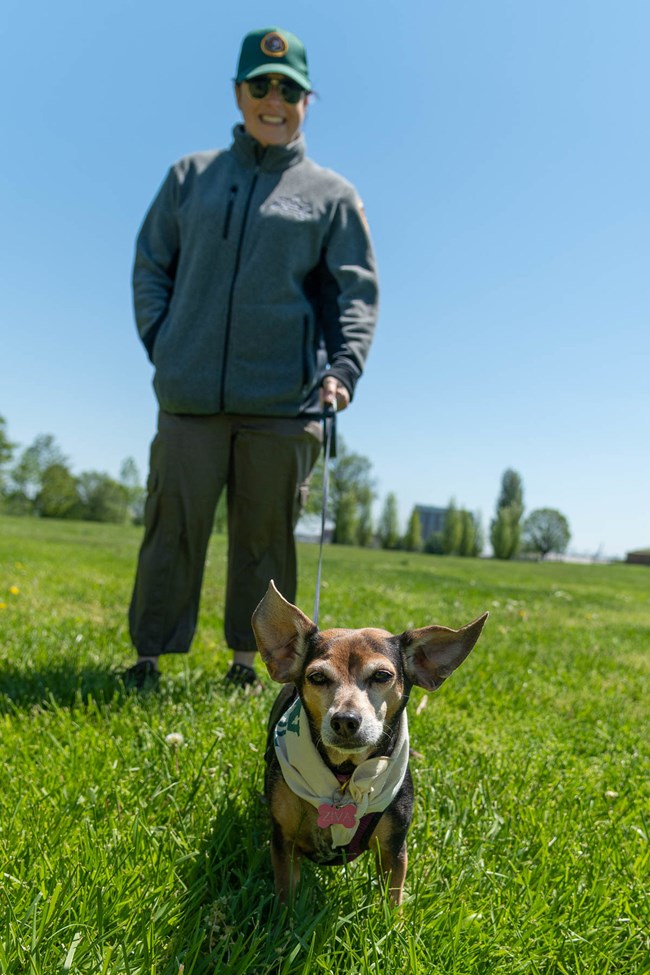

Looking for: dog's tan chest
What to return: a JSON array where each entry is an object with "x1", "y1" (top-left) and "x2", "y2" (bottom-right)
[{"x1": 270, "y1": 778, "x2": 344, "y2": 863}]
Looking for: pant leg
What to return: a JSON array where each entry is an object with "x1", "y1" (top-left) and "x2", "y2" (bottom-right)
[
  {"x1": 129, "y1": 411, "x2": 231, "y2": 656},
  {"x1": 225, "y1": 416, "x2": 322, "y2": 652}
]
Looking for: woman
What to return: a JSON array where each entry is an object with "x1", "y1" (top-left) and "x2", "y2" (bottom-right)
[{"x1": 125, "y1": 27, "x2": 379, "y2": 690}]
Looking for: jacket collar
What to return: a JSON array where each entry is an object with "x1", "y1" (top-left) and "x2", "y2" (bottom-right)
[{"x1": 231, "y1": 124, "x2": 306, "y2": 172}]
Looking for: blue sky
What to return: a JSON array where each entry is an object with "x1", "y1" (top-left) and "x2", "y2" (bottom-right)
[{"x1": 2, "y1": 0, "x2": 648, "y2": 558}]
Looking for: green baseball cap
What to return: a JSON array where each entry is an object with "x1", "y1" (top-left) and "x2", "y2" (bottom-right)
[{"x1": 235, "y1": 27, "x2": 312, "y2": 91}]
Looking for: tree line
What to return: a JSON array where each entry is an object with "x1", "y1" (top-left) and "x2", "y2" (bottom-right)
[
  {"x1": 1, "y1": 416, "x2": 571, "y2": 557},
  {"x1": 0, "y1": 417, "x2": 144, "y2": 525},
  {"x1": 302, "y1": 442, "x2": 570, "y2": 559}
]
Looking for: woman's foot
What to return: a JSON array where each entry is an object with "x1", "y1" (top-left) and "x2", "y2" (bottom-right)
[
  {"x1": 223, "y1": 660, "x2": 262, "y2": 691},
  {"x1": 121, "y1": 658, "x2": 160, "y2": 691}
]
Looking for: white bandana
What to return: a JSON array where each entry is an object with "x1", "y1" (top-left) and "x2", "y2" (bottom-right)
[{"x1": 274, "y1": 696, "x2": 410, "y2": 849}]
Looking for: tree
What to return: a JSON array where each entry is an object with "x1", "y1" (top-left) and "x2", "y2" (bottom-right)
[
  {"x1": 332, "y1": 491, "x2": 358, "y2": 545},
  {"x1": 496, "y1": 468, "x2": 524, "y2": 515},
  {"x1": 36, "y1": 463, "x2": 80, "y2": 519},
  {"x1": 522, "y1": 508, "x2": 571, "y2": 559},
  {"x1": 459, "y1": 510, "x2": 484, "y2": 557},
  {"x1": 10, "y1": 434, "x2": 68, "y2": 509},
  {"x1": 490, "y1": 468, "x2": 525, "y2": 559},
  {"x1": 424, "y1": 531, "x2": 445, "y2": 555},
  {"x1": 0, "y1": 415, "x2": 16, "y2": 496},
  {"x1": 119, "y1": 457, "x2": 146, "y2": 524},
  {"x1": 473, "y1": 511, "x2": 486, "y2": 557},
  {"x1": 77, "y1": 471, "x2": 129, "y2": 523},
  {"x1": 355, "y1": 486, "x2": 374, "y2": 547},
  {"x1": 490, "y1": 507, "x2": 516, "y2": 560},
  {"x1": 330, "y1": 441, "x2": 376, "y2": 546},
  {"x1": 402, "y1": 508, "x2": 423, "y2": 552},
  {"x1": 378, "y1": 492, "x2": 400, "y2": 549},
  {"x1": 303, "y1": 437, "x2": 376, "y2": 547},
  {"x1": 442, "y1": 499, "x2": 462, "y2": 555}
]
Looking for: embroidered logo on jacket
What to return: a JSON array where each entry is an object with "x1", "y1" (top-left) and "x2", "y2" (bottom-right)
[{"x1": 266, "y1": 196, "x2": 314, "y2": 221}]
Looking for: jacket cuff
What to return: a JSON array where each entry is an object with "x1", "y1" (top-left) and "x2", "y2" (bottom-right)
[{"x1": 325, "y1": 365, "x2": 358, "y2": 402}]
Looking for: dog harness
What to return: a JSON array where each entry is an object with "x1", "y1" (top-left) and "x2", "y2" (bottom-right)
[{"x1": 273, "y1": 696, "x2": 409, "y2": 858}]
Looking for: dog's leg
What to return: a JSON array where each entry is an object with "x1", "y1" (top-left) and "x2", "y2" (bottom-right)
[
  {"x1": 271, "y1": 826, "x2": 301, "y2": 904},
  {"x1": 374, "y1": 840, "x2": 408, "y2": 906}
]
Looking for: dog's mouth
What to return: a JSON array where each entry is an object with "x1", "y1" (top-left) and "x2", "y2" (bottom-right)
[
  {"x1": 321, "y1": 740, "x2": 377, "y2": 769},
  {"x1": 321, "y1": 725, "x2": 382, "y2": 755},
  {"x1": 326, "y1": 736, "x2": 371, "y2": 753}
]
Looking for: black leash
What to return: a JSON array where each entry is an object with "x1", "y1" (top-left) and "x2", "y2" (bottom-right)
[{"x1": 313, "y1": 405, "x2": 336, "y2": 627}]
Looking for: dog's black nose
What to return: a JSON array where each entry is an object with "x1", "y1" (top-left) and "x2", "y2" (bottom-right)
[{"x1": 331, "y1": 711, "x2": 362, "y2": 737}]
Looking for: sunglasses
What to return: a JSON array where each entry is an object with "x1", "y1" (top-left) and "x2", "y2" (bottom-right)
[{"x1": 245, "y1": 75, "x2": 307, "y2": 105}]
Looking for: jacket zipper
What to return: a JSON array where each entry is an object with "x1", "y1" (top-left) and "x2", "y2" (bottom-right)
[
  {"x1": 302, "y1": 315, "x2": 310, "y2": 388},
  {"x1": 223, "y1": 185, "x2": 238, "y2": 239},
  {"x1": 219, "y1": 166, "x2": 260, "y2": 411}
]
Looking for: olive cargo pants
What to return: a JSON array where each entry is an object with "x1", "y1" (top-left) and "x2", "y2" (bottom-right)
[{"x1": 129, "y1": 411, "x2": 321, "y2": 656}]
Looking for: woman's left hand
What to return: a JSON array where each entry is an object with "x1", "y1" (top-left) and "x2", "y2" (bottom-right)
[{"x1": 320, "y1": 377, "x2": 350, "y2": 413}]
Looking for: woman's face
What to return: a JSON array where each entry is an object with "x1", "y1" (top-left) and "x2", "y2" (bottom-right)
[{"x1": 236, "y1": 73, "x2": 309, "y2": 147}]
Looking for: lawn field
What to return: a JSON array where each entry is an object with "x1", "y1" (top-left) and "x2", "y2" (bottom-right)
[{"x1": 0, "y1": 515, "x2": 648, "y2": 974}]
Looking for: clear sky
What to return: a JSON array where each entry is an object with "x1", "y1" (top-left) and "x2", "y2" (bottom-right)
[{"x1": 2, "y1": 0, "x2": 648, "y2": 558}]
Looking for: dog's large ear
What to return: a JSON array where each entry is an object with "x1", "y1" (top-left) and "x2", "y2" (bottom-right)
[
  {"x1": 252, "y1": 580, "x2": 317, "y2": 683},
  {"x1": 399, "y1": 613, "x2": 488, "y2": 691}
]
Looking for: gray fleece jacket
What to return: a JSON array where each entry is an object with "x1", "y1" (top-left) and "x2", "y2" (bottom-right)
[{"x1": 133, "y1": 125, "x2": 379, "y2": 416}]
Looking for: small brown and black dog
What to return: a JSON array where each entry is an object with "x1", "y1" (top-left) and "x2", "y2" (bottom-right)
[{"x1": 252, "y1": 581, "x2": 487, "y2": 905}]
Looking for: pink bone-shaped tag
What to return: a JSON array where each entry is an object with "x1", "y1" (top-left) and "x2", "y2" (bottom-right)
[{"x1": 317, "y1": 802, "x2": 358, "y2": 829}]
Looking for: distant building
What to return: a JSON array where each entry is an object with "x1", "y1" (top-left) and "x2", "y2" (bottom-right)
[
  {"x1": 625, "y1": 549, "x2": 650, "y2": 566},
  {"x1": 295, "y1": 512, "x2": 334, "y2": 544},
  {"x1": 414, "y1": 505, "x2": 447, "y2": 540}
]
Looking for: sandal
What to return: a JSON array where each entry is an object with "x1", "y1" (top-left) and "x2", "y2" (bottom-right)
[
  {"x1": 121, "y1": 659, "x2": 160, "y2": 691},
  {"x1": 223, "y1": 661, "x2": 261, "y2": 690}
]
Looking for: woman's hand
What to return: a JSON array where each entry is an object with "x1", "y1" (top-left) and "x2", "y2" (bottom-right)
[{"x1": 320, "y1": 377, "x2": 350, "y2": 412}]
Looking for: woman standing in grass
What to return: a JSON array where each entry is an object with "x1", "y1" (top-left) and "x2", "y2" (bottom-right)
[{"x1": 124, "y1": 27, "x2": 379, "y2": 690}]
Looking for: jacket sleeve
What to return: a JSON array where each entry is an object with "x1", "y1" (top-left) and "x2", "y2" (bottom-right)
[
  {"x1": 320, "y1": 192, "x2": 379, "y2": 400},
  {"x1": 132, "y1": 167, "x2": 180, "y2": 362}
]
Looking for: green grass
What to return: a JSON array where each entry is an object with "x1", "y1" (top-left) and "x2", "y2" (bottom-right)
[{"x1": 0, "y1": 514, "x2": 648, "y2": 974}]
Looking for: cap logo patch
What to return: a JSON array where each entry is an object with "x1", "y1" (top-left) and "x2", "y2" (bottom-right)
[{"x1": 261, "y1": 32, "x2": 288, "y2": 57}]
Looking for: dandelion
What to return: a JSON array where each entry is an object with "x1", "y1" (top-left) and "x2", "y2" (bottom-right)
[
  {"x1": 9, "y1": 586, "x2": 19, "y2": 596},
  {"x1": 0, "y1": 603, "x2": 6, "y2": 611},
  {"x1": 166, "y1": 731, "x2": 184, "y2": 775}
]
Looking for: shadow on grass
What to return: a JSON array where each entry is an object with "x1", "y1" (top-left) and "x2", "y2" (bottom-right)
[
  {"x1": 164, "y1": 793, "x2": 336, "y2": 975},
  {"x1": 0, "y1": 661, "x2": 142, "y2": 712}
]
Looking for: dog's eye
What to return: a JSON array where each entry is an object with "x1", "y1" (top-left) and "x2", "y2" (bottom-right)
[
  {"x1": 307, "y1": 672, "x2": 330, "y2": 686},
  {"x1": 370, "y1": 670, "x2": 394, "y2": 684}
]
